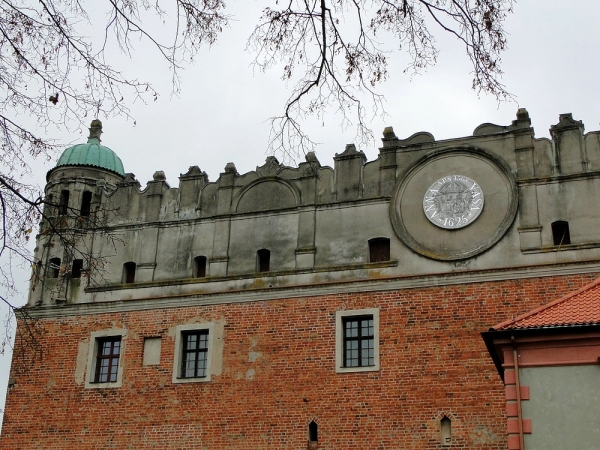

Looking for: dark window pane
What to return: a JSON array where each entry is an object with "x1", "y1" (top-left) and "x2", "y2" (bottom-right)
[
  {"x1": 343, "y1": 315, "x2": 375, "y2": 368},
  {"x1": 94, "y1": 337, "x2": 121, "y2": 383},
  {"x1": 257, "y1": 249, "x2": 270, "y2": 272},
  {"x1": 181, "y1": 330, "x2": 209, "y2": 378},
  {"x1": 194, "y1": 256, "x2": 207, "y2": 278},
  {"x1": 58, "y1": 190, "x2": 69, "y2": 216},
  {"x1": 369, "y1": 238, "x2": 390, "y2": 262},
  {"x1": 72, "y1": 259, "x2": 83, "y2": 278},
  {"x1": 80, "y1": 191, "x2": 92, "y2": 217},
  {"x1": 552, "y1": 221, "x2": 571, "y2": 245}
]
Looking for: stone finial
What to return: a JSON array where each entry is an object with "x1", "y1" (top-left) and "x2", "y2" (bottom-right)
[
  {"x1": 152, "y1": 170, "x2": 166, "y2": 181},
  {"x1": 305, "y1": 152, "x2": 320, "y2": 165},
  {"x1": 516, "y1": 108, "x2": 530, "y2": 121},
  {"x1": 550, "y1": 113, "x2": 584, "y2": 134},
  {"x1": 224, "y1": 162, "x2": 237, "y2": 174},
  {"x1": 180, "y1": 166, "x2": 207, "y2": 180},
  {"x1": 383, "y1": 126, "x2": 397, "y2": 139},
  {"x1": 88, "y1": 119, "x2": 103, "y2": 142}
]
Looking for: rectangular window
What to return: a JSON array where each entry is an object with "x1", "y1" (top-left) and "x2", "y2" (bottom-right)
[
  {"x1": 94, "y1": 338, "x2": 121, "y2": 383},
  {"x1": 369, "y1": 238, "x2": 390, "y2": 262},
  {"x1": 58, "y1": 190, "x2": 70, "y2": 215},
  {"x1": 72, "y1": 259, "x2": 83, "y2": 278},
  {"x1": 80, "y1": 191, "x2": 92, "y2": 217},
  {"x1": 84, "y1": 330, "x2": 127, "y2": 389},
  {"x1": 181, "y1": 330, "x2": 209, "y2": 378},
  {"x1": 336, "y1": 308, "x2": 380, "y2": 373},
  {"x1": 172, "y1": 323, "x2": 216, "y2": 384},
  {"x1": 343, "y1": 316, "x2": 375, "y2": 367}
]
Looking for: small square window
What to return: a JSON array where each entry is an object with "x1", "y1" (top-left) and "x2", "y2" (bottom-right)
[
  {"x1": 85, "y1": 329, "x2": 127, "y2": 389},
  {"x1": 369, "y1": 238, "x2": 390, "y2": 262},
  {"x1": 172, "y1": 323, "x2": 215, "y2": 384},
  {"x1": 336, "y1": 308, "x2": 379, "y2": 373}
]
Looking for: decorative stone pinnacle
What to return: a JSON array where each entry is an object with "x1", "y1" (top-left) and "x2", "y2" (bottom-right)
[
  {"x1": 88, "y1": 119, "x2": 103, "y2": 143},
  {"x1": 383, "y1": 126, "x2": 397, "y2": 139}
]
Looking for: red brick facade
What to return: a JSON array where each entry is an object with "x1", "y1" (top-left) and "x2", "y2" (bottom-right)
[{"x1": 2, "y1": 273, "x2": 597, "y2": 449}]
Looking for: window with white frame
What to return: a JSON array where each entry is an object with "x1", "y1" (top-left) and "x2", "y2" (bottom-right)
[
  {"x1": 172, "y1": 323, "x2": 215, "y2": 383},
  {"x1": 335, "y1": 308, "x2": 380, "y2": 373},
  {"x1": 85, "y1": 329, "x2": 127, "y2": 389}
]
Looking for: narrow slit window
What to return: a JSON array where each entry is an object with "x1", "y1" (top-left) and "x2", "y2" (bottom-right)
[
  {"x1": 58, "y1": 190, "x2": 70, "y2": 215},
  {"x1": 308, "y1": 421, "x2": 318, "y2": 442},
  {"x1": 123, "y1": 262, "x2": 136, "y2": 284},
  {"x1": 369, "y1": 238, "x2": 390, "y2": 262},
  {"x1": 194, "y1": 256, "x2": 207, "y2": 278},
  {"x1": 441, "y1": 416, "x2": 451, "y2": 446},
  {"x1": 552, "y1": 220, "x2": 571, "y2": 245},
  {"x1": 80, "y1": 191, "x2": 92, "y2": 217},
  {"x1": 72, "y1": 259, "x2": 83, "y2": 278},
  {"x1": 48, "y1": 257, "x2": 61, "y2": 278},
  {"x1": 257, "y1": 249, "x2": 270, "y2": 272}
]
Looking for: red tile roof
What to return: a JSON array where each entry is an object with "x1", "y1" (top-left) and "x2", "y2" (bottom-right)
[{"x1": 493, "y1": 277, "x2": 600, "y2": 330}]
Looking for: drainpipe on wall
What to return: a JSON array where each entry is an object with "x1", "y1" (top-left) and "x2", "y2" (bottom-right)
[{"x1": 511, "y1": 335, "x2": 525, "y2": 450}]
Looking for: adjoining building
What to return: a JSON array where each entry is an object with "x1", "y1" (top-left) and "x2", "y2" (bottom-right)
[
  {"x1": 483, "y1": 277, "x2": 600, "y2": 450},
  {"x1": 2, "y1": 110, "x2": 600, "y2": 448}
]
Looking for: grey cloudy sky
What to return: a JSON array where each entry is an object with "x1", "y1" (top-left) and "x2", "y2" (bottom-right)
[{"x1": 2, "y1": 0, "x2": 600, "y2": 423}]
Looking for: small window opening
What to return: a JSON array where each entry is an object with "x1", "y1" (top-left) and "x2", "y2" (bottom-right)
[
  {"x1": 369, "y1": 238, "x2": 390, "y2": 262},
  {"x1": 72, "y1": 259, "x2": 84, "y2": 278},
  {"x1": 194, "y1": 256, "x2": 207, "y2": 278},
  {"x1": 308, "y1": 421, "x2": 318, "y2": 449},
  {"x1": 80, "y1": 191, "x2": 92, "y2": 217},
  {"x1": 440, "y1": 416, "x2": 451, "y2": 446},
  {"x1": 257, "y1": 249, "x2": 270, "y2": 272},
  {"x1": 308, "y1": 421, "x2": 318, "y2": 442},
  {"x1": 48, "y1": 257, "x2": 61, "y2": 278},
  {"x1": 552, "y1": 220, "x2": 571, "y2": 245},
  {"x1": 123, "y1": 262, "x2": 136, "y2": 284},
  {"x1": 58, "y1": 190, "x2": 70, "y2": 215}
]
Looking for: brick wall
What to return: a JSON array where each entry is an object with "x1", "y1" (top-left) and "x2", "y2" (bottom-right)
[{"x1": 2, "y1": 273, "x2": 596, "y2": 449}]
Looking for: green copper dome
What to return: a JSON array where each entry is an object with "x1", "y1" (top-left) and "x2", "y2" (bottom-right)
[{"x1": 55, "y1": 120, "x2": 125, "y2": 176}]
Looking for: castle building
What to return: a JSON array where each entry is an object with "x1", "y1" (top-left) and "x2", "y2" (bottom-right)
[{"x1": 2, "y1": 110, "x2": 600, "y2": 448}]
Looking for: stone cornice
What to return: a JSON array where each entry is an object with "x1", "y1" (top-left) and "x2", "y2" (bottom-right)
[{"x1": 20, "y1": 260, "x2": 600, "y2": 319}]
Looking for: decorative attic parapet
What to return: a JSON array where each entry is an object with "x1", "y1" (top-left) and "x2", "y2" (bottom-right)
[
  {"x1": 550, "y1": 113, "x2": 587, "y2": 174},
  {"x1": 334, "y1": 144, "x2": 366, "y2": 202},
  {"x1": 256, "y1": 156, "x2": 283, "y2": 177},
  {"x1": 473, "y1": 107, "x2": 533, "y2": 136},
  {"x1": 119, "y1": 173, "x2": 141, "y2": 188},
  {"x1": 178, "y1": 166, "x2": 209, "y2": 218}
]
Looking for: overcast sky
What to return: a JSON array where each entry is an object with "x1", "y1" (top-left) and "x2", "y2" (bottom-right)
[{"x1": 2, "y1": 0, "x2": 600, "y2": 424}]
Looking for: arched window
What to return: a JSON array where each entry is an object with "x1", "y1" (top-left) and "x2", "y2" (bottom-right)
[
  {"x1": 440, "y1": 416, "x2": 451, "y2": 446},
  {"x1": 368, "y1": 238, "x2": 390, "y2": 262},
  {"x1": 551, "y1": 220, "x2": 571, "y2": 245},
  {"x1": 48, "y1": 257, "x2": 61, "y2": 278},
  {"x1": 257, "y1": 249, "x2": 270, "y2": 272},
  {"x1": 194, "y1": 256, "x2": 207, "y2": 278},
  {"x1": 80, "y1": 191, "x2": 92, "y2": 217},
  {"x1": 308, "y1": 421, "x2": 318, "y2": 442},
  {"x1": 122, "y1": 262, "x2": 136, "y2": 284}
]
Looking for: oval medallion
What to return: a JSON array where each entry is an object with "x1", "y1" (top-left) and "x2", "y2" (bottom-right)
[{"x1": 422, "y1": 175, "x2": 484, "y2": 229}]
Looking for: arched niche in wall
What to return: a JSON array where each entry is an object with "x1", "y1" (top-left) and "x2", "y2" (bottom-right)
[
  {"x1": 390, "y1": 147, "x2": 518, "y2": 260},
  {"x1": 234, "y1": 178, "x2": 299, "y2": 214}
]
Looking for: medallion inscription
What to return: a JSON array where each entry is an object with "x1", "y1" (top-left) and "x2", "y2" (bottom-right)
[{"x1": 422, "y1": 175, "x2": 484, "y2": 229}]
